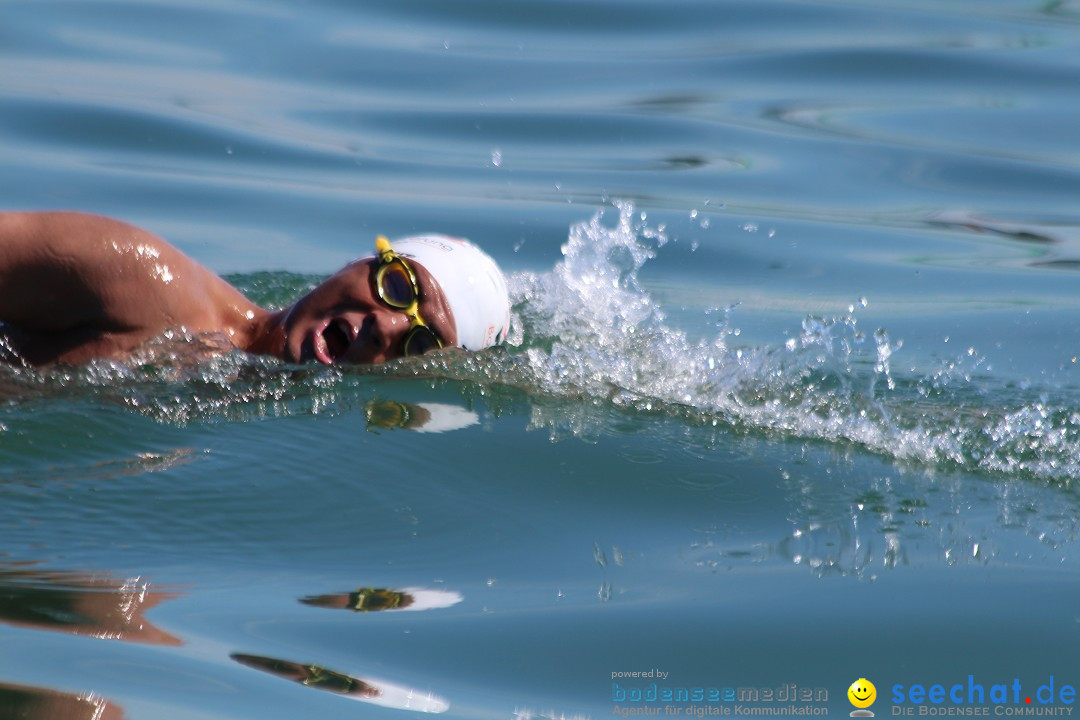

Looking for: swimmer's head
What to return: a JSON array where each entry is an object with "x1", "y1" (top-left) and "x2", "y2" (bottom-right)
[
  {"x1": 278, "y1": 234, "x2": 509, "y2": 365},
  {"x1": 379, "y1": 234, "x2": 510, "y2": 351}
]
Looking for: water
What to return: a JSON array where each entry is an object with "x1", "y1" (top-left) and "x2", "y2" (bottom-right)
[{"x1": 2, "y1": 0, "x2": 1080, "y2": 718}]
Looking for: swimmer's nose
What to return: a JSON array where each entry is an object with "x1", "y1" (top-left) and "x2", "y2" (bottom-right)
[{"x1": 356, "y1": 310, "x2": 407, "y2": 363}]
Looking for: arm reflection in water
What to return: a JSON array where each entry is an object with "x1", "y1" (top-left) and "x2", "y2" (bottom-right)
[
  {"x1": 0, "y1": 564, "x2": 182, "y2": 646},
  {"x1": 0, "y1": 682, "x2": 124, "y2": 720}
]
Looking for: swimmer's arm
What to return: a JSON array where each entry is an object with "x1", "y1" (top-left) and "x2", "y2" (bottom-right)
[{"x1": 0, "y1": 211, "x2": 256, "y2": 340}]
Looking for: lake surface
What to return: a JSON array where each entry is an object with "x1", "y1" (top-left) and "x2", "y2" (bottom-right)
[{"x1": 2, "y1": 1, "x2": 1079, "y2": 718}]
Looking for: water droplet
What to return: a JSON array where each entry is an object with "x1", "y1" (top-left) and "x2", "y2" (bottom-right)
[
  {"x1": 598, "y1": 581, "x2": 612, "y2": 603},
  {"x1": 593, "y1": 542, "x2": 608, "y2": 567}
]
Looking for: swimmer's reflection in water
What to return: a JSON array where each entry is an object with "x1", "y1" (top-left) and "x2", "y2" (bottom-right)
[
  {"x1": 231, "y1": 654, "x2": 380, "y2": 698},
  {"x1": 300, "y1": 585, "x2": 463, "y2": 612},
  {"x1": 230, "y1": 653, "x2": 450, "y2": 713},
  {"x1": 365, "y1": 399, "x2": 479, "y2": 434},
  {"x1": 0, "y1": 682, "x2": 125, "y2": 720},
  {"x1": 0, "y1": 564, "x2": 182, "y2": 646},
  {"x1": 302, "y1": 587, "x2": 414, "y2": 612},
  {"x1": 0, "y1": 212, "x2": 509, "y2": 366}
]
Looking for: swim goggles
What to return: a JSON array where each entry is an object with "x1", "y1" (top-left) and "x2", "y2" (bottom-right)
[
  {"x1": 374, "y1": 236, "x2": 445, "y2": 356},
  {"x1": 347, "y1": 587, "x2": 410, "y2": 612}
]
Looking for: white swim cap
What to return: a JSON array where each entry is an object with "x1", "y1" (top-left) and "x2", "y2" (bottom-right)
[{"x1": 388, "y1": 234, "x2": 510, "y2": 350}]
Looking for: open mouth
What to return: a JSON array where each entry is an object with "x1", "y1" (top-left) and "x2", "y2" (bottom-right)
[{"x1": 315, "y1": 318, "x2": 354, "y2": 364}]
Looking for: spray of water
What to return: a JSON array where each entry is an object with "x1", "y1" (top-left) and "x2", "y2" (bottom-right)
[{"x1": 503, "y1": 201, "x2": 1080, "y2": 484}]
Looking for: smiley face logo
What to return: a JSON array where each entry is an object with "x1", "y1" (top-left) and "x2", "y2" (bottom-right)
[{"x1": 848, "y1": 678, "x2": 876, "y2": 709}]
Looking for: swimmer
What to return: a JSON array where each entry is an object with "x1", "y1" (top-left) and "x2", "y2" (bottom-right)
[{"x1": 0, "y1": 211, "x2": 510, "y2": 366}]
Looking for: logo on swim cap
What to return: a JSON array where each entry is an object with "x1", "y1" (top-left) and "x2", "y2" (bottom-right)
[{"x1": 387, "y1": 235, "x2": 510, "y2": 351}]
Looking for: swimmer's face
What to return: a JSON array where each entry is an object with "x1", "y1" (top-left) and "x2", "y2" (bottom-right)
[{"x1": 281, "y1": 258, "x2": 456, "y2": 365}]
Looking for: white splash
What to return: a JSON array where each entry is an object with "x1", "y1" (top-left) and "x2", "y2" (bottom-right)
[{"x1": 506, "y1": 201, "x2": 1080, "y2": 483}]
